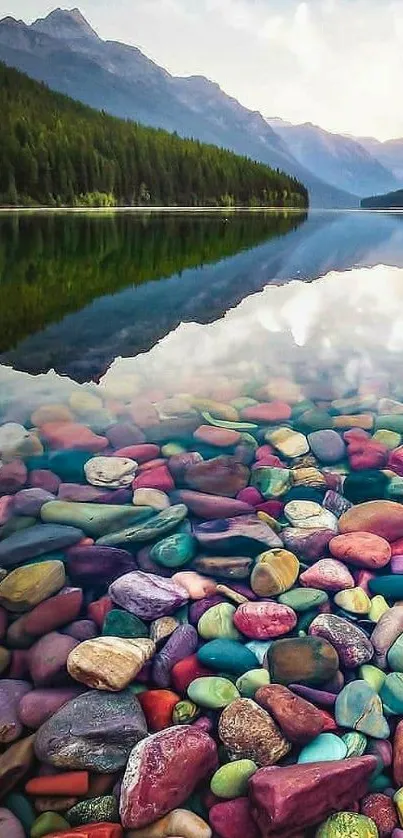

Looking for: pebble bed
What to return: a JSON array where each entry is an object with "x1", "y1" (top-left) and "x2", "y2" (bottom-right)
[{"x1": 4, "y1": 366, "x2": 403, "y2": 838}]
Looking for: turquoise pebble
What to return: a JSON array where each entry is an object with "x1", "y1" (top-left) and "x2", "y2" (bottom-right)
[
  {"x1": 297, "y1": 733, "x2": 347, "y2": 764},
  {"x1": 388, "y1": 634, "x2": 403, "y2": 672},
  {"x1": 197, "y1": 639, "x2": 259, "y2": 675},
  {"x1": 380, "y1": 672, "x2": 403, "y2": 714},
  {"x1": 150, "y1": 532, "x2": 196, "y2": 568},
  {"x1": 369, "y1": 576, "x2": 403, "y2": 599},
  {"x1": 4, "y1": 792, "x2": 35, "y2": 835},
  {"x1": 49, "y1": 450, "x2": 92, "y2": 482}
]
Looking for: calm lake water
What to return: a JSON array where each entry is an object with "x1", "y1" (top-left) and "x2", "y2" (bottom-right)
[{"x1": 2, "y1": 208, "x2": 403, "y2": 408}]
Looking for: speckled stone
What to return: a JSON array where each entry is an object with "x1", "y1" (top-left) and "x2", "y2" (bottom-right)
[
  {"x1": 67, "y1": 637, "x2": 155, "y2": 690},
  {"x1": 233, "y1": 601, "x2": 297, "y2": 639},
  {"x1": 284, "y1": 500, "x2": 337, "y2": 531},
  {"x1": 316, "y1": 812, "x2": 379, "y2": 837},
  {"x1": 109, "y1": 571, "x2": 189, "y2": 620},
  {"x1": 309, "y1": 614, "x2": 374, "y2": 669},
  {"x1": 84, "y1": 456, "x2": 138, "y2": 487},
  {"x1": 34, "y1": 689, "x2": 148, "y2": 772},
  {"x1": 218, "y1": 698, "x2": 290, "y2": 766},
  {"x1": 251, "y1": 466, "x2": 292, "y2": 498},
  {"x1": 300, "y1": 559, "x2": 354, "y2": 592},
  {"x1": 66, "y1": 795, "x2": 119, "y2": 826}
]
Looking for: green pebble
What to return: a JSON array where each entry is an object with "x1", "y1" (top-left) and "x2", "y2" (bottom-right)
[
  {"x1": 359, "y1": 664, "x2": 386, "y2": 693},
  {"x1": 172, "y1": 700, "x2": 199, "y2": 724},
  {"x1": 388, "y1": 634, "x2": 403, "y2": 672},
  {"x1": 369, "y1": 575, "x2": 403, "y2": 599},
  {"x1": 291, "y1": 400, "x2": 316, "y2": 419},
  {"x1": 102, "y1": 609, "x2": 149, "y2": 638},
  {"x1": 67, "y1": 796, "x2": 118, "y2": 826},
  {"x1": 201, "y1": 411, "x2": 257, "y2": 430},
  {"x1": 296, "y1": 409, "x2": 334, "y2": 431},
  {"x1": 31, "y1": 813, "x2": 69, "y2": 837},
  {"x1": 278, "y1": 587, "x2": 328, "y2": 612},
  {"x1": 150, "y1": 532, "x2": 196, "y2": 568},
  {"x1": 198, "y1": 603, "x2": 240, "y2": 641},
  {"x1": 375, "y1": 414, "x2": 403, "y2": 433},
  {"x1": 316, "y1": 812, "x2": 378, "y2": 837},
  {"x1": 231, "y1": 398, "x2": 258, "y2": 410},
  {"x1": 161, "y1": 442, "x2": 187, "y2": 456},
  {"x1": 236, "y1": 669, "x2": 271, "y2": 697},
  {"x1": 341, "y1": 731, "x2": 367, "y2": 758},
  {"x1": 380, "y1": 672, "x2": 403, "y2": 714},
  {"x1": 96, "y1": 503, "x2": 188, "y2": 547},
  {"x1": 188, "y1": 676, "x2": 240, "y2": 708},
  {"x1": 368, "y1": 596, "x2": 389, "y2": 622},
  {"x1": 210, "y1": 759, "x2": 257, "y2": 798},
  {"x1": 129, "y1": 683, "x2": 147, "y2": 694},
  {"x1": 373, "y1": 429, "x2": 401, "y2": 449},
  {"x1": 251, "y1": 466, "x2": 292, "y2": 498},
  {"x1": 344, "y1": 470, "x2": 390, "y2": 504},
  {"x1": 4, "y1": 793, "x2": 35, "y2": 835}
]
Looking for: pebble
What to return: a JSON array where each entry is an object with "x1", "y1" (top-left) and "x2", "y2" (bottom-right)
[
  {"x1": 109, "y1": 572, "x2": 189, "y2": 620},
  {"x1": 316, "y1": 812, "x2": 379, "y2": 837},
  {"x1": 233, "y1": 600, "x2": 297, "y2": 638},
  {"x1": 210, "y1": 759, "x2": 257, "y2": 798},
  {"x1": 125, "y1": 809, "x2": 212, "y2": 837},
  {"x1": 267, "y1": 635, "x2": 340, "y2": 685},
  {"x1": 67, "y1": 636, "x2": 155, "y2": 690},
  {"x1": 255, "y1": 683, "x2": 326, "y2": 743},
  {"x1": 335, "y1": 681, "x2": 390, "y2": 738},
  {"x1": 0, "y1": 560, "x2": 65, "y2": 612},
  {"x1": 250, "y1": 548, "x2": 299, "y2": 596},
  {"x1": 188, "y1": 676, "x2": 240, "y2": 708},
  {"x1": 218, "y1": 697, "x2": 290, "y2": 765},
  {"x1": 330, "y1": 531, "x2": 392, "y2": 569}
]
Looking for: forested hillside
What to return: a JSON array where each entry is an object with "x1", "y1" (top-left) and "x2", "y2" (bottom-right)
[
  {"x1": 361, "y1": 189, "x2": 403, "y2": 209},
  {"x1": 0, "y1": 62, "x2": 308, "y2": 208}
]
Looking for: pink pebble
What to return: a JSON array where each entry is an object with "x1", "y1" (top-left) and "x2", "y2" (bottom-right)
[
  {"x1": 133, "y1": 464, "x2": 174, "y2": 492},
  {"x1": 237, "y1": 487, "x2": 263, "y2": 505},
  {"x1": 113, "y1": 444, "x2": 160, "y2": 462},
  {"x1": 233, "y1": 601, "x2": 297, "y2": 639},
  {"x1": 0, "y1": 495, "x2": 14, "y2": 525},
  {"x1": 172, "y1": 571, "x2": 217, "y2": 599}
]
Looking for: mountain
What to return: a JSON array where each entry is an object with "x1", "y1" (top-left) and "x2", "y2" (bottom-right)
[
  {"x1": 357, "y1": 136, "x2": 403, "y2": 183},
  {"x1": 0, "y1": 9, "x2": 358, "y2": 208},
  {"x1": 361, "y1": 188, "x2": 403, "y2": 209},
  {"x1": 0, "y1": 61, "x2": 308, "y2": 209},
  {"x1": 267, "y1": 118, "x2": 400, "y2": 198}
]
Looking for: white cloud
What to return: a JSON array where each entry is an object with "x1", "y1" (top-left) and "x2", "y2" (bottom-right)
[{"x1": 2, "y1": 0, "x2": 403, "y2": 138}]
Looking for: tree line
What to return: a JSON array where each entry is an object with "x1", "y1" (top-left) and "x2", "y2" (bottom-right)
[{"x1": 0, "y1": 61, "x2": 308, "y2": 209}]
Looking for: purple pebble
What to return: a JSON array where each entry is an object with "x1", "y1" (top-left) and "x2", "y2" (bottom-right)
[{"x1": 152, "y1": 624, "x2": 198, "y2": 687}]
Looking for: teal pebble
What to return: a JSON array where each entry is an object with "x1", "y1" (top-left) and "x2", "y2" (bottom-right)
[
  {"x1": 369, "y1": 576, "x2": 403, "y2": 599},
  {"x1": 3, "y1": 792, "x2": 35, "y2": 835},
  {"x1": 387, "y1": 633, "x2": 403, "y2": 672},
  {"x1": 197, "y1": 639, "x2": 259, "y2": 675},
  {"x1": 150, "y1": 532, "x2": 196, "y2": 568},
  {"x1": 335, "y1": 681, "x2": 390, "y2": 738},
  {"x1": 380, "y1": 672, "x2": 403, "y2": 714},
  {"x1": 298, "y1": 733, "x2": 347, "y2": 764},
  {"x1": 49, "y1": 450, "x2": 92, "y2": 482},
  {"x1": 102, "y1": 609, "x2": 149, "y2": 638}
]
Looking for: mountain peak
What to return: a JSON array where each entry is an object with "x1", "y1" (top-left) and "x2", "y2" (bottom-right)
[{"x1": 31, "y1": 7, "x2": 100, "y2": 41}]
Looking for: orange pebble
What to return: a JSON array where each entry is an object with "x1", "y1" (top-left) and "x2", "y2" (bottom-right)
[
  {"x1": 46, "y1": 826, "x2": 123, "y2": 838},
  {"x1": 26, "y1": 771, "x2": 89, "y2": 796},
  {"x1": 333, "y1": 414, "x2": 374, "y2": 430},
  {"x1": 87, "y1": 595, "x2": 112, "y2": 628},
  {"x1": 139, "y1": 689, "x2": 180, "y2": 731}
]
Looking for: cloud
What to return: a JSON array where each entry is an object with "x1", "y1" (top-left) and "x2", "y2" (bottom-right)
[{"x1": 3, "y1": 0, "x2": 402, "y2": 138}]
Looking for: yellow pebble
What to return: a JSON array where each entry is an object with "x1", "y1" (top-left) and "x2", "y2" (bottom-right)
[{"x1": 369, "y1": 595, "x2": 389, "y2": 622}]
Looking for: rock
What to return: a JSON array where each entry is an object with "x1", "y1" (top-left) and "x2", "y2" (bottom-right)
[
  {"x1": 236, "y1": 669, "x2": 271, "y2": 698},
  {"x1": 97, "y1": 505, "x2": 188, "y2": 547},
  {"x1": 133, "y1": 464, "x2": 175, "y2": 493},
  {"x1": 0, "y1": 734, "x2": 36, "y2": 797},
  {"x1": 284, "y1": 500, "x2": 337, "y2": 531},
  {"x1": 28, "y1": 469, "x2": 60, "y2": 494},
  {"x1": 109, "y1": 572, "x2": 188, "y2": 620},
  {"x1": 298, "y1": 732, "x2": 347, "y2": 763},
  {"x1": 316, "y1": 812, "x2": 379, "y2": 837},
  {"x1": 84, "y1": 456, "x2": 138, "y2": 487},
  {"x1": 193, "y1": 514, "x2": 282, "y2": 556},
  {"x1": 344, "y1": 470, "x2": 390, "y2": 505},
  {"x1": 219, "y1": 697, "x2": 290, "y2": 766},
  {"x1": 125, "y1": 808, "x2": 212, "y2": 837},
  {"x1": 103, "y1": 610, "x2": 149, "y2": 640},
  {"x1": 26, "y1": 772, "x2": 89, "y2": 796},
  {"x1": 369, "y1": 576, "x2": 403, "y2": 600},
  {"x1": 250, "y1": 549, "x2": 299, "y2": 597},
  {"x1": 67, "y1": 637, "x2": 155, "y2": 691},
  {"x1": 255, "y1": 684, "x2": 326, "y2": 744},
  {"x1": 40, "y1": 422, "x2": 108, "y2": 452},
  {"x1": 380, "y1": 672, "x2": 403, "y2": 714},
  {"x1": 330, "y1": 532, "x2": 391, "y2": 570},
  {"x1": 209, "y1": 798, "x2": 260, "y2": 838},
  {"x1": 194, "y1": 425, "x2": 241, "y2": 447},
  {"x1": 132, "y1": 488, "x2": 170, "y2": 511},
  {"x1": 0, "y1": 524, "x2": 83, "y2": 569},
  {"x1": 197, "y1": 639, "x2": 259, "y2": 676},
  {"x1": 334, "y1": 587, "x2": 371, "y2": 615},
  {"x1": 139, "y1": 689, "x2": 180, "y2": 731},
  {"x1": 35, "y1": 689, "x2": 147, "y2": 772},
  {"x1": 119, "y1": 726, "x2": 217, "y2": 828},
  {"x1": 152, "y1": 625, "x2": 198, "y2": 688},
  {"x1": 210, "y1": 759, "x2": 257, "y2": 798},
  {"x1": 308, "y1": 430, "x2": 346, "y2": 464},
  {"x1": 192, "y1": 555, "x2": 253, "y2": 580},
  {"x1": 267, "y1": 636, "x2": 339, "y2": 686},
  {"x1": 198, "y1": 603, "x2": 240, "y2": 641},
  {"x1": 13, "y1": 488, "x2": 55, "y2": 517},
  {"x1": 371, "y1": 606, "x2": 403, "y2": 668},
  {"x1": 266, "y1": 427, "x2": 309, "y2": 459},
  {"x1": 66, "y1": 546, "x2": 135, "y2": 586},
  {"x1": 171, "y1": 571, "x2": 217, "y2": 599},
  {"x1": 150, "y1": 533, "x2": 195, "y2": 568},
  {"x1": 300, "y1": 559, "x2": 354, "y2": 592},
  {"x1": 7, "y1": 587, "x2": 83, "y2": 646},
  {"x1": 66, "y1": 796, "x2": 119, "y2": 826},
  {"x1": 361, "y1": 793, "x2": 399, "y2": 837},
  {"x1": 0, "y1": 461, "x2": 27, "y2": 494},
  {"x1": 0, "y1": 680, "x2": 31, "y2": 743},
  {"x1": 29, "y1": 632, "x2": 79, "y2": 687},
  {"x1": 41, "y1": 501, "x2": 151, "y2": 538},
  {"x1": 18, "y1": 687, "x2": 84, "y2": 729},
  {"x1": 282, "y1": 527, "x2": 335, "y2": 562},
  {"x1": 249, "y1": 756, "x2": 376, "y2": 836},
  {"x1": 251, "y1": 467, "x2": 292, "y2": 498},
  {"x1": 183, "y1": 456, "x2": 249, "y2": 497},
  {"x1": 0, "y1": 808, "x2": 25, "y2": 838},
  {"x1": 339, "y1": 500, "x2": 403, "y2": 542},
  {"x1": 233, "y1": 601, "x2": 297, "y2": 639},
  {"x1": 149, "y1": 617, "x2": 177, "y2": 645},
  {"x1": 335, "y1": 681, "x2": 389, "y2": 738},
  {"x1": 0, "y1": 560, "x2": 65, "y2": 612},
  {"x1": 188, "y1": 676, "x2": 240, "y2": 708},
  {"x1": 278, "y1": 587, "x2": 328, "y2": 612},
  {"x1": 172, "y1": 490, "x2": 253, "y2": 519},
  {"x1": 309, "y1": 614, "x2": 374, "y2": 668}
]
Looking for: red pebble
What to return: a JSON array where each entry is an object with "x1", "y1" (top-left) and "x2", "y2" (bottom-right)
[
  {"x1": 40, "y1": 422, "x2": 108, "y2": 452},
  {"x1": 137, "y1": 458, "x2": 166, "y2": 473},
  {"x1": 241, "y1": 401, "x2": 292, "y2": 423},
  {"x1": 87, "y1": 596, "x2": 112, "y2": 628},
  {"x1": 252, "y1": 454, "x2": 284, "y2": 469},
  {"x1": 210, "y1": 798, "x2": 260, "y2": 838},
  {"x1": 388, "y1": 446, "x2": 403, "y2": 476},
  {"x1": 45, "y1": 826, "x2": 123, "y2": 838},
  {"x1": 348, "y1": 440, "x2": 388, "y2": 470},
  {"x1": 256, "y1": 500, "x2": 285, "y2": 518},
  {"x1": 26, "y1": 772, "x2": 89, "y2": 796},
  {"x1": 133, "y1": 464, "x2": 174, "y2": 492},
  {"x1": 171, "y1": 654, "x2": 213, "y2": 694},
  {"x1": 255, "y1": 445, "x2": 275, "y2": 460},
  {"x1": 138, "y1": 689, "x2": 180, "y2": 731},
  {"x1": 113, "y1": 444, "x2": 160, "y2": 462},
  {"x1": 360, "y1": 792, "x2": 398, "y2": 837},
  {"x1": 21, "y1": 588, "x2": 83, "y2": 638},
  {"x1": 236, "y1": 487, "x2": 263, "y2": 505},
  {"x1": 343, "y1": 429, "x2": 371, "y2": 442},
  {"x1": 354, "y1": 569, "x2": 376, "y2": 594}
]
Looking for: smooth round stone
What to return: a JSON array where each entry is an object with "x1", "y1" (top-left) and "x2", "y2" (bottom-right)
[
  {"x1": 339, "y1": 500, "x2": 403, "y2": 542},
  {"x1": 278, "y1": 588, "x2": 328, "y2": 612},
  {"x1": 84, "y1": 456, "x2": 137, "y2": 488},
  {"x1": 309, "y1": 614, "x2": 373, "y2": 668},
  {"x1": 198, "y1": 603, "x2": 240, "y2": 641},
  {"x1": 316, "y1": 812, "x2": 378, "y2": 837},
  {"x1": 172, "y1": 490, "x2": 253, "y2": 520},
  {"x1": 29, "y1": 632, "x2": 79, "y2": 686},
  {"x1": 67, "y1": 546, "x2": 135, "y2": 586},
  {"x1": 335, "y1": 681, "x2": 390, "y2": 738},
  {"x1": 63, "y1": 619, "x2": 98, "y2": 641},
  {"x1": 0, "y1": 680, "x2": 31, "y2": 743},
  {"x1": 133, "y1": 488, "x2": 170, "y2": 511},
  {"x1": 183, "y1": 456, "x2": 249, "y2": 498},
  {"x1": 40, "y1": 422, "x2": 108, "y2": 452},
  {"x1": 152, "y1": 625, "x2": 198, "y2": 688},
  {"x1": 251, "y1": 466, "x2": 292, "y2": 498},
  {"x1": 250, "y1": 549, "x2": 299, "y2": 597},
  {"x1": 28, "y1": 469, "x2": 60, "y2": 494},
  {"x1": 102, "y1": 610, "x2": 149, "y2": 639},
  {"x1": 210, "y1": 759, "x2": 257, "y2": 799},
  {"x1": 0, "y1": 524, "x2": 83, "y2": 569},
  {"x1": 0, "y1": 460, "x2": 28, "y2": 495},
  {"x1": 245, "y1": 640, "x2": 272, "y2": 664},
  {"x1": 369, "y1": 576, "x2": 403, "y2": 600},
  {"x1": 193, "y1": 425, "x2": 241, "y2": 448},
  {"x1": 267, "y1": 636, "x2": 339, "y2": 686},
  {"x1": 298, "y1": 733, "x2": 347, "y2": 764},
  {"x1": 343, "y1": 471, "x2": 390, "y2": 504},
  {"x1": 371, "y1": 606, "x2": 403, "y2": 668},
  {"x1": 67, "y1": 636, "x2": 155, "y2": 691},
  {"x1": 256, "y1": 683, "x2": 326, "y2": 743},
  {"x1": 236, "y1": 669, "x2": 271, "y2": 698},
  {"x1": 0, "y1": 422, "x2": 40, "y2": 460},
  {"x1": 150, "y1": 533, "x2": 195, "y2": 569},
  {"x1": 171, "y1": 572, "x2": 217, "y2": 600},
  {"x1": 31, "y1": 812, "x2": 70, "y2": 837},
  {"x1": 209, "y1": 798, "x2": 259, "y2": 838},
  {"x1": 300, "y1": 559, "x2": 354, "y2": 592},
  {"x1": 13, "y1": 489, "x2": 55, "y2": 517},
  {"x1": 66, "y1": 795, "x2": 118, "y2": 826},
  {"x1": 233, "y1": 601, "x2": 297, "y2": 639},
  {"x1": 389, "y1": 635, "x2": 403, "y2": 671},
  {"x1": 192, "y1": 556, "x2": 253, "y2": 581},
  {"x1": 197, "y1": 639, "x2": 259, "y2": 675},
  {"x1": 334, "y1": 588, "x2": 371, "y2": 615},
  {"x1": 330, "y1": 532, "x2": 391, "y2": 570},
  {"x1": 374, "y1": 429, "x2": 402, "y2": 449},
  {"x1": 124, "y1": 808, "x2": 212, "y2": 838},
  {"x1": 109, "y1": 571, "x2": 188, "y2": 620},
  {"x1": 369, "y1": 596, "x2": 389, "y2": 623},
  {"x1": 41, "y1": 501, "x2": 151, "y2": 538},
  {"x1": 284, "y1": 501, "x2": 337, "y2": 531},
  {"x1": 266, "y1": 427, "x2": 309, "y2": 458},
  {"x1": 308, "y1": 430, "x2": 346, "y2": 464},
  {"x1": 0, "y1": 561, "x2": 65, "y2": 612},
  {"x1": 34, "y1": 689, "x2": 148, "y2": 771},
  {"x1": 188, "y1": 676, "x2": 240, "y2": 709},
  {"x1": 380, "y1": 672, "x2": 403, "y2": 713},
  {"x1": 218, "y1": 697, "x2": 290, "y2": 766},
  {"x1": 360, "y1": 665, "x2": 386, "y2": 693},
  {"x1": 97, "y1": 504, "x2": 188, "y2": 547},
  {"x1": 0, "y1": 807, "x2": 25, "y2": 838},
  {"x1": 6, "y1": 585, "x2": 83, "y2": 643},
  {"x1": 282, "y1": 527, "x2": 335, "y2": 562},
  {"x1": 18, "y1": 687, "x2": 85, "y2": 729}
]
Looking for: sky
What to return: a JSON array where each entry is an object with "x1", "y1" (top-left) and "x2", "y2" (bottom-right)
[{"x1": 2, "y1": 0, "x2": 403, "y2": 140}]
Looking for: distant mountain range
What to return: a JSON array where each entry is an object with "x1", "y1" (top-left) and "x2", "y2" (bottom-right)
[{"x1": 0, "y1": 7, "x2": 402, "y2": 208}]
